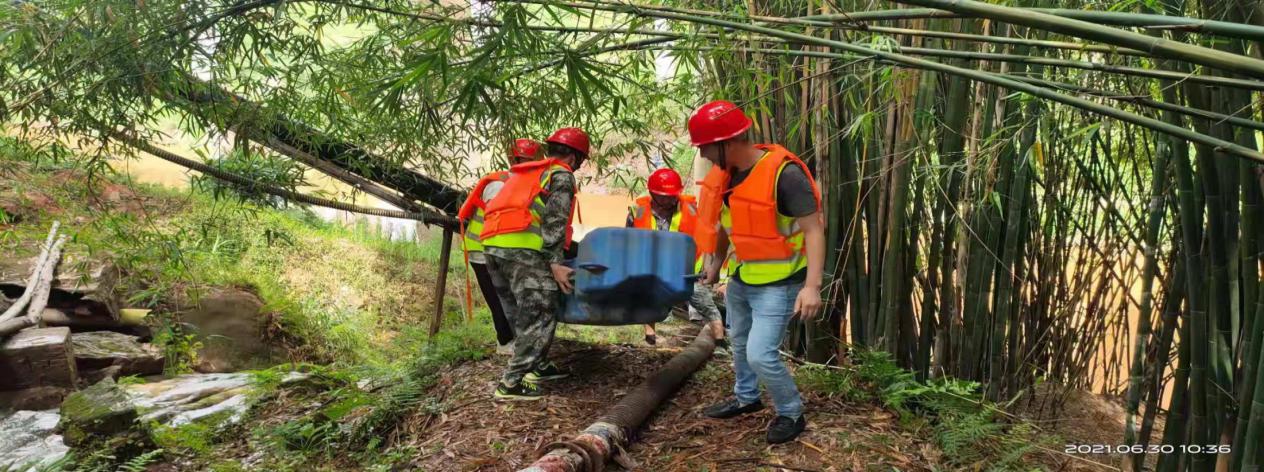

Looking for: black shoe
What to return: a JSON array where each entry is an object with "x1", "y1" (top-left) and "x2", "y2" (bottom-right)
[
  {"x1": 703, "y1": 398, "x2": 765, "y2": 419},
  {"x1": 645, "y1": 334, "x2": 657, "y2": 345},
  {"x1": 524, "y1": 361, "x2": 569, "y2": 382},
  {"x1": 493, "y1": 381, "x2": 543, "y2": 401},
  {"x1": 713, "y1": 339, "x2": 731, "y2": 357},
  {"x1": 766, "y1": 415, "x2": 806, "y2": 444}
]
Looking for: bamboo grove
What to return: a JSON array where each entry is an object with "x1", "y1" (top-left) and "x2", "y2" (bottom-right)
[{"x1": 4, "y1": 0, "x2": 1264, "y2": 468}]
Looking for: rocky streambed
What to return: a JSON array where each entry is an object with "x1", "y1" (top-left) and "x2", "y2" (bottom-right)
[{"x1": 0, "y1": 371, "x2": 304, "y2": 470}]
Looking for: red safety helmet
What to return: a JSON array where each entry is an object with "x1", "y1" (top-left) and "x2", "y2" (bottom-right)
[
  {"x1": 546, "y1": 127, "x2": 591, "y2": 157},
  {"x1": 688, "y1": 100, "x2": 752, "y2": 147},
  {"x1": 647, "y1": 168, "x2": 684, "y2": 196},
  {"x1": 510, "y1": 138, "x2": 541, "y2": 162}
]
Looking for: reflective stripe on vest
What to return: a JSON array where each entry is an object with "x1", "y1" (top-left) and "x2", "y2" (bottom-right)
[
  {"x1": 631, "y1": 195, "x2": 703, "y2": 272},
  {"x1": 459, "y1": 171, "x2": 511, "y2": 254},
  {"x1": 481, "y1": 159, "x2": 575, "y2": 251},
  {"x1": 719, "y1": 145, "x2": 821, "y2": 285}
]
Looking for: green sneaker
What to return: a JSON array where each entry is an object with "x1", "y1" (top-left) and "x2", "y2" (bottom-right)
[
  {"x1": 493, "y1": 381, "x2": 543, "y2": 401},
  {"x1": 524, "y1": 361, "x2": 570, "y2": 382}
]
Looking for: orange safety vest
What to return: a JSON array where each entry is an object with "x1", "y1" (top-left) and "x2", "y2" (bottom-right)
[
  {"x1": 697, "y1": 144, "x2": 821, "y2": 282},
  {"x1": 458, "y1": 171, "x2": 510, "y2": 221},
  {"x1": 631, "y1": 194, "x2": 701, "y2": 260},
  {"x1": 480, "y1": 158, "x2": 576, "y2": 250},
  {"x1": 631, "y1": 195, "x2": 697, "y2": 234},
  {"x1": 458, "y1": 170, "x2": 510, "y2": 254}
]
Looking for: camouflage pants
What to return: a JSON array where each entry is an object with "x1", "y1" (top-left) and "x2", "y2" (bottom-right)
[
  {"x1": 689, "y1": 285, "x2": 722, "y2": 321},
  {"x1": 485, "y1": 252, "x2": 560, "y2": 387},
  {"x1": 670, "y1": 285, "x2": 722, "y2": 322}
]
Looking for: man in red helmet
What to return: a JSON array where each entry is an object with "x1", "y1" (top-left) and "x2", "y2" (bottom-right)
[
  {"x1": 689, "y1": 100, "x2": 825, "y2": 444},
  {"x1": 457, "y1": 139, "x2": 542, "y2": 357},
  {"x1": 625, "y1": 168, "x2": 725, "y2": 348},
  {"x1": 481, "y1": 127, "x2": 590, "y2": 401}
]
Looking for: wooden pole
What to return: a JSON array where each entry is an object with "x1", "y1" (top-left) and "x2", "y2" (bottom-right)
[{"x1": 430, "y1": 228, "x2": 455, "y2": 336}]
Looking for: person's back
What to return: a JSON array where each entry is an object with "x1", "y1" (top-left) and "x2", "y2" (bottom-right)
[
  {"x1": 481, "y1": 127, "x2": 591, "y2": 401},
  {"x1": 457, "y1": 139, "x2": 542, "y2": 354}
]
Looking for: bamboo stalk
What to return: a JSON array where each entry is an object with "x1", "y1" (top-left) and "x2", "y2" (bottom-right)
[
  {"x1": 894, "y1": 46, "x2": 1264, "y2": 91},
  {"x1": 0, "y1": 222, "x2": 61, "y2": 323},
  {"x1": 802, "y1": 8, "x2": 1264, "y2": 42},
  {"x1": 865, "y1": 25, "x2": 1148, "y2": 56},
  {"x1": 1123, "y1": 123, "x2": 1172, "y2": 468},
  {"x1": 534, "y1": 1, "x2": 1264, "y2": 163},
  {"x1": 24, "y1": 235, "x2": 68, "y2": 326},
  {"x1": 1173, "y1": 137, "x2": 1214, "y2": 470},
  {"x1": 1158, "y1": 311, "x2": 1192, "y2": 472},
  {"x1": 889, "y1": 0, "x2": 1264, "y2": 78},
  {"x1": 1242, "y1": 327, "x2": 1264, "y2": 468},
  {"x1": 661, "y1": 44, "x2": 1264, "y2": 123}
]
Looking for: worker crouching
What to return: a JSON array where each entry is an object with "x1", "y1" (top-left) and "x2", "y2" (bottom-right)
[
  {"x1": 625, "y1": 168, "x2": 726, "y2": 348},
  {"x1": 480, "y1": 127, "x2": 589, "y2": 401},
  {"x1": 689, "y1": 100, "x2": 826, "y2": 444}
]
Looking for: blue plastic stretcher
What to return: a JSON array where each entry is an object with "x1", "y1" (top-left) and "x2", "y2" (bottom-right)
[{"x1": 559, "y1": 227, "x2": 700, "y2": 325}]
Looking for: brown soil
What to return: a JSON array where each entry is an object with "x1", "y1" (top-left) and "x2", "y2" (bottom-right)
[
  {"x1": 400, "y1": 324, "x2": 947, "y2": 472},
  {"x1": 1013, "y1": 384, "x2": 1163, "y2": 471}
]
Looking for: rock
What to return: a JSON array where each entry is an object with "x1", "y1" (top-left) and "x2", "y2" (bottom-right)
[
  {"x1": 177, "y1": 289, "x2": 273, "y2": 372},
  {"x1": 129, "y1": 373, "x2": 258, "y2": 427},
  {"x1": 0, "y1": 410, "x2": 69, "y2": 471},
  {"x1": 80, "y1": 366, "x2": 123, "y2": 385},
  {"x1": 59, "y1": 372, "x2": 307, "y2": 438},
  {"x1": 0, "y1": 327, "x2": 77, "y2": 390},
  {"x1": 0, "y1": 256, "x2": 121, "y2": 320},
  {"x1": 57, "y1": 378, "x2": 137, "y2": 446},
  {"x1": 70, "y1": 331, "x2": 164, "y2": 377},
  {"x1": 0, "y1": 386, "x2": 72, "y2": 411},
  {"x1": 48, "y1": 371, "x2": 308, "y2": 462}
]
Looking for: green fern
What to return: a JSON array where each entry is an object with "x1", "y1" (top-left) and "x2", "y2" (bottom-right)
[
  {"x1": 936, "y1": 411, "x2": 1005, "y2": 462},
  {"x1": 347, "y1": 373, "x2": 430, "y2": 447},
  {"x1": 118, "y1": 450, "x2": 163, "y2": 472}
]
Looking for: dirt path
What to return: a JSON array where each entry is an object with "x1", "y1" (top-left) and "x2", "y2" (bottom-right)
[{"x1": 403, "y1": 321, "x2": 945, "y2": 472}]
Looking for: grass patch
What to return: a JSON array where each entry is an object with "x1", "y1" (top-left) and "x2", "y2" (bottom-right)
[
  {"x1": 801, "y1": 350, "x2": 1056, "y2": 470},
  {"x1": 2, "y1": 137, "x2": 476, "y2": 367}
]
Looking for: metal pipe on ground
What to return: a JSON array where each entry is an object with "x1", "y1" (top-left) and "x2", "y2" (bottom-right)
[{"x1": 518, "y1": 324, "x2": 718, "y2": 472}]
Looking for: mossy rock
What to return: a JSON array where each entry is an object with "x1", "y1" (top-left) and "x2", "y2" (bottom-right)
[{"x1": 57, "y1": 377, "x2": 141, "y2": 446}]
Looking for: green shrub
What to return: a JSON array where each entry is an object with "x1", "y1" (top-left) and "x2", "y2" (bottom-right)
[{"x1": 191, "y1": 148, "x2": 308, "y2": 209}]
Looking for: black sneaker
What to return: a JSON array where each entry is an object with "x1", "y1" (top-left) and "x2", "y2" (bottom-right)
[
  {"x1": 713, "y1": 339, "x2": 731, "y2": 357},
  {"x1": 644, "y1": 334, "x2": 657, "y2": 345},
  {"x1": 703, "y1": 398, "x2": 765, "y2": 419},
  {"x1": 766, "y1": 415, "x2": 806, "y2": 444},
  {"x1": 493, "y1": 381, "x2": 543, "y2": 401},
  {"x1": 524, "y1": 361, "x2": 569, "y2": 382}
]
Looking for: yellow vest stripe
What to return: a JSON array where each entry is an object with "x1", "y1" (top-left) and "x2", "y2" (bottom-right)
[
  {"x1": 723, "y1": 161, "x2": 809, "y2": 284},
  {"x1": 482, "y1": 165, "x2": 569, "y2": 252}
]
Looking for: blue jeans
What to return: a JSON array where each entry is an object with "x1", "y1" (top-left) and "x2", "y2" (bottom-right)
[{"x1": 725, "y1": 279, "x2": 804, "y2": 419}]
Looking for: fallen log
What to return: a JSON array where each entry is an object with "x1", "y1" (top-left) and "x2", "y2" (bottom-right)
[
  {"x1": 519, "y1": 325, "x2": 717, "y2": 472},
  {"x1": 25, "y1": 235, "x2": 69, "y2": 325},
  {"x1": 0, "y1": 317, "x2": 35, "y2": 339},
  {"x1": 39, "y1": 308, "x2": 147, "y2": 330},
  {"x1": 169, "y1": 74, "x2": 467, "y2": 215},
  {"x1": 0, "y1": 223, "x2": 60, "y2": 322}
]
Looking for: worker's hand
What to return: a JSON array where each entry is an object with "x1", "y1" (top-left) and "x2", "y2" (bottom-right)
[
  {"x1": 714, "y1": 283, "x2": 727, "y2": 297},
  {"x1": 701, "y1": 264, "x2": 721, "y2": 285},
  {"x1": 550, "y1": 263, "x2": 575, "y2": 294},
  {"x1": 794, "y1": 285, "x2": 822, "y2": 320}
]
